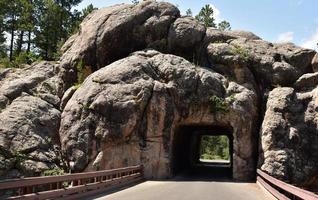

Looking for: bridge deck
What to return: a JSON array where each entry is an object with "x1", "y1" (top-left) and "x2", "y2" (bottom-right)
[{"x1": 86, "y1": 177, "x2": 275, "y2": 200}]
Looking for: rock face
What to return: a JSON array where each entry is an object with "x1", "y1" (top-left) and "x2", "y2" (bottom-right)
[
  {"x1": 0, "y1": 62, "x2": 63, "y2": 178},
  {"x1": 59, "y1": 50, "x2": 258, "y2": 180},
  {"x1": 168, "y1": 16, "x2": 206, "y2": 61},
  {"x1": 259, "y1": 85, "x2": 318, "y2": 188},
  {"x1": 0, "y1": 0, "x2": 317, "y2": 189},
  {"x1": 206, "y1": 34, "x2": 315, "y2": 90},
  {"x1": 60, "y1": 1, "x2": 180, "y2": 88}
]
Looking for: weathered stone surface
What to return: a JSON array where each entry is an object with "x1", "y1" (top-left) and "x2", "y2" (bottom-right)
[
  {"x1": 60, "y1": 1, "x2": 180, "y2": 88},
  {"x1": 0, "y1": 61, "x2": 62, "y2": 104},
  {"x1": 60, "y1": 50, "x2": 258, "y2": 180},
  {"x1": 0, "y1": 1, "x2": 316, "y2": 189},
  {"x1": 0, "y1": 62, "x2": 63, "y2": 178},
  {"x1": 0, "y1": 94, "x2": 61, "y2": 178},
  {"x1": 60, "y1": 86, "x2": 77, "y2": 110},
  {"x1": 294, "y1": 72, "x2": 318, "y2": 90},
  {"x1": 206, "y1": 38, "x2": 316, "y2": 90},
  {"x1": 259, "y1": 87, "x2": 318, "y2": 188},
  {"x1": 168, "y1": 16, "x2": 206, "y2": 61},
  {"x1": 312, "y1": 53, "x2": 318, "y2": 72},
  {"x1": 204, "y1": 29, "x2": 261, "y2": 44}
]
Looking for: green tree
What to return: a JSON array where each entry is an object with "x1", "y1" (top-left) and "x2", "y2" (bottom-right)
[
  {"x1": 35, "y1": 0, "x2": 61, "y2": 60},
  {"x1": 81, "y1": 4, "x2": 96, "y2": 19},
  {"x1": 2, "y1": 0, "x2": 24, "y2": 61},
  {"x1": 195, "y1": 4, "x2": 216, "y2": 28},
  {"x1": 218, "y1": 20, "x2": 231, "y2": 31},
  {"x1": 34, "y1": 0, "x2": 83, "y2": 60},
  {"x1": 0, "y1": 0, "x2": 7, "y2": 57},
  {"x1": 200, "y1": 135, "x2": 230, "y2": 160},
  {"x1": 69, "y1": 4, "x2": 97, "y2": 35},
  {"x1": 185, "y1": 8, "x2": 192, "y2": 17}
]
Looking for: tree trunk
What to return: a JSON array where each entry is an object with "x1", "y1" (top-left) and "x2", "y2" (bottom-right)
[
  {"x1": 27, "y1": 31, "x2": 31, "y2": 53},
  {"x1": 9, "y1": 25, "x2": 15, "y2": 61},
  {"x1": 16, "y1": 30, "x2": 24, "y2": 55}
]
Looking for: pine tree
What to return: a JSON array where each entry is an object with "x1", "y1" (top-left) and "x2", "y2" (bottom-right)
[
  {"x1": 35, "y1": 0, "x2": 61, "y2": 60},
  {"x1": 0, "y1": 1, "x2": 7, "y2": 57},
  {"x1": 3, "y1": 0, "x2": 24, "y2": 61},
  {"x1": 34, "y1": 0, "x2": 83, "y2": 60},
  {"x1": 195, "y1": 4, "x2": 216, "y2": 28},
  {"x1": 185, "y1": 8, "x2": 192, "y2": 17},
  {"x1": 218, "y1": 20, "x2": 231, "y2": 31}
]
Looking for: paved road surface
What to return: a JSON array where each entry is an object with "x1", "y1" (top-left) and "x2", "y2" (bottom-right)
[{"x1": 87, "y1": 177, "x2": 274, "y2": 200}]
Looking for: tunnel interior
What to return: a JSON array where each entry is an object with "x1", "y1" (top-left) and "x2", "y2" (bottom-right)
[{"x1": 172, "y1": 125, "x2": 233, "y2": 179}]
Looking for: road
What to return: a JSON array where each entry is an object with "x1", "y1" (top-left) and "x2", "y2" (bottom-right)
[{"x1": 87, "y1": 176, "x2": 275, "y2": 200}]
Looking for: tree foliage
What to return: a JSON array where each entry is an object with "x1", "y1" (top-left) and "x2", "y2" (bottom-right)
[
  {"x1": 195, "y1": 4, "x2": 216, "y2": 28},
  {"x1": 185, "y1": 8, "x2": 192, "y2": 17},
  {"x1": 195, "y1": 4, "x2": 231, "y2": 31},
  {"x1": 0, "y1": 0, "x2": 97, "y2": 66},
  {"x1": 218, "y1": 20, "x2": 231, "y2": 31},
  {"x1": 200, "y1": 135, "x2": 230, "y2": 160}
]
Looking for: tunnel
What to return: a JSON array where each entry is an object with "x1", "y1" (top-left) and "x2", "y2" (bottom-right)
[{"x1": 171, "y1": 125, "x2": 234, "y2": 179}]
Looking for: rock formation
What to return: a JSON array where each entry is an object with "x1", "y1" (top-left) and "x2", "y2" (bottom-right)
[
  {"x1": 0, "y1": 62, "x2": 63, "y2": 178},
  {"x1": 0, "y1": 0, "x2": 317, "y2": 189}
]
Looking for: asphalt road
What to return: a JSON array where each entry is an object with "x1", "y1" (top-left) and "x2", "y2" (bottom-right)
[{"x1": 88, "y1": 177, "x2": 274, "y2": 200}]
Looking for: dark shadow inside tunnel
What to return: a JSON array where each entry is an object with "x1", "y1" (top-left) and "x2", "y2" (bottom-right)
[{"x1": 172, "y1": 125, "x2": 233, "y2": 179}]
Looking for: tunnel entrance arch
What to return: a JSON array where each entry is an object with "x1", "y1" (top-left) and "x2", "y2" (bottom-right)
[{"x1": 171, "y1": 125, "x2": 234, "y2": 179}]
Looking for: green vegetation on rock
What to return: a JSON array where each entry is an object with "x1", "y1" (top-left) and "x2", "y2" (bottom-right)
[
  {"x1": 231, "y1": 45, "x2": 250, "y2": 62},
  {"x1": 209, "y1": 95, "x2": 230, "y2": 113},
  {"x1": 41, "y1": 168, "x2": 65, "y2": 176}
]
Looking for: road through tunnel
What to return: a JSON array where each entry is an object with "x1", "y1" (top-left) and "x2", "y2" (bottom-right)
[{"x1": 172, "y1": 125, "x2": 234, "y2": 179}]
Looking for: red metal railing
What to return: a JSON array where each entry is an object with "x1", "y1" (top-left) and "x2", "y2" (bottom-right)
[
  {"x1": 0, "y1": 165, "x2": 143, "y2": 200},
  {"x1": 257, "y1": 169, "x2": 318, "y2": 200}
]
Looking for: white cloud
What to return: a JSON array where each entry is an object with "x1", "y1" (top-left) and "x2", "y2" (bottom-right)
[
  {"x1": 209, "y1": 4, "x2": 222, "y2": 23},
  {"x1": 301, "y1": 28, "x2": 318, "y2": 50},
  {"x1": 277, "y1": 32, "x2": 294, "y2": 43}
]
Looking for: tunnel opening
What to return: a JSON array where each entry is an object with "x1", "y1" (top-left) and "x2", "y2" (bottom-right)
[{"x1": 172, "y1": 125, "x2": 233, "y2": 179}]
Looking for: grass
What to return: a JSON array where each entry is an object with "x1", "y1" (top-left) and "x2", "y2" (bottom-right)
[{"x1": 231, "y1": 45, "x2": 250, "y2": 63}]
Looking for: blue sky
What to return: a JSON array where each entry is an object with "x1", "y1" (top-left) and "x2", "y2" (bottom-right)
[{"x1": 76, "y1": 0, "x2": 318, "y2": 50}]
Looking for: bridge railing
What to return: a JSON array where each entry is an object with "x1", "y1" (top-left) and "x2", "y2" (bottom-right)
[
  {"x1": 0, "y1": 165, "x2": 143, "y2": 200},
  {"x1": 257, "y1": 169, "x2": 318, "y2": 200}
]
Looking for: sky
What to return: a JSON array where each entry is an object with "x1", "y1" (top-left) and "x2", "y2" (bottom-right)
[{"x1": 75, "y1": 0, "x2": 318, "y2": 51}]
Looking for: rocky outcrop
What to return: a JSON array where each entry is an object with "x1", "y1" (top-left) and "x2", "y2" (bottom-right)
[
  {"x1": 168, "y1": 16, "x2": 206, "y2": 61},
  {"x1": 259, "y1": 85, "x2": 318, "y2": 188},
  {"x1": 206, "y1": 35, "x2": 315, "y2": 91},
  {"x1": 59, "y1": 50, "x2": 258, "y2": 180},
  {"x1": 60, "y1": 1, "x2": 180, "y2": 89},
  {"x1": 312, "y1": 53, "x2": 318, "y2": 72},
  {"x1": 0, "y1": 0, "x2": 317, "y2": 189},
  {"x1": 0, "y1": 62, "x2": 63, "y2": 178}
]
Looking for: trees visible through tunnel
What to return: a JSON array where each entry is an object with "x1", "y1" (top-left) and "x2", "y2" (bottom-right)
[{"x1": 199, "y1": 135, "x2": 230, "y2": 162}]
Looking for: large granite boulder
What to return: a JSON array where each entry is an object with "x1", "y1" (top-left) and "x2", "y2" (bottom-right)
[
  {"x1": 59, "y1": 50, "x2": 258, "y2": 180},
  {"x1": 259, "y1": 84, "x2": 318, "y2": 188},
  {"x1": 0, "y1": 62, "x2": 63, "y2": 178},
  {"x1": 168, "y1": 16, "x2": 206, "y2": 62},
  {"x1": 60, "y1": 1, "x2": 180, "y2": 89},
  {"x1": 0, "y1": 0, "x2": 317, "y2": 190},
  {"x1": 206, "y1": 37, "x2": 316, "y2": 91}
]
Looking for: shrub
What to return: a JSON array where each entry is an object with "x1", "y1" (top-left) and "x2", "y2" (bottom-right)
[
  {"x1": 12, "y1": 151, "x2": 28, "y2": 163},
  {"x1": 42, "y1": 168, "x2": 65, "y2": 176},
  {"x1": 76, "y1": 59, "x2": 92, "y2": 84},
  {"x1": 0, "y1": 57, "x2": 15, "y2": 68},
  {"x1": 231, "y1": 45, "x2": 250, "y2": 62},
  {"x1": 209, "y1": 95, "x2": 230, "y2": 113}
]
